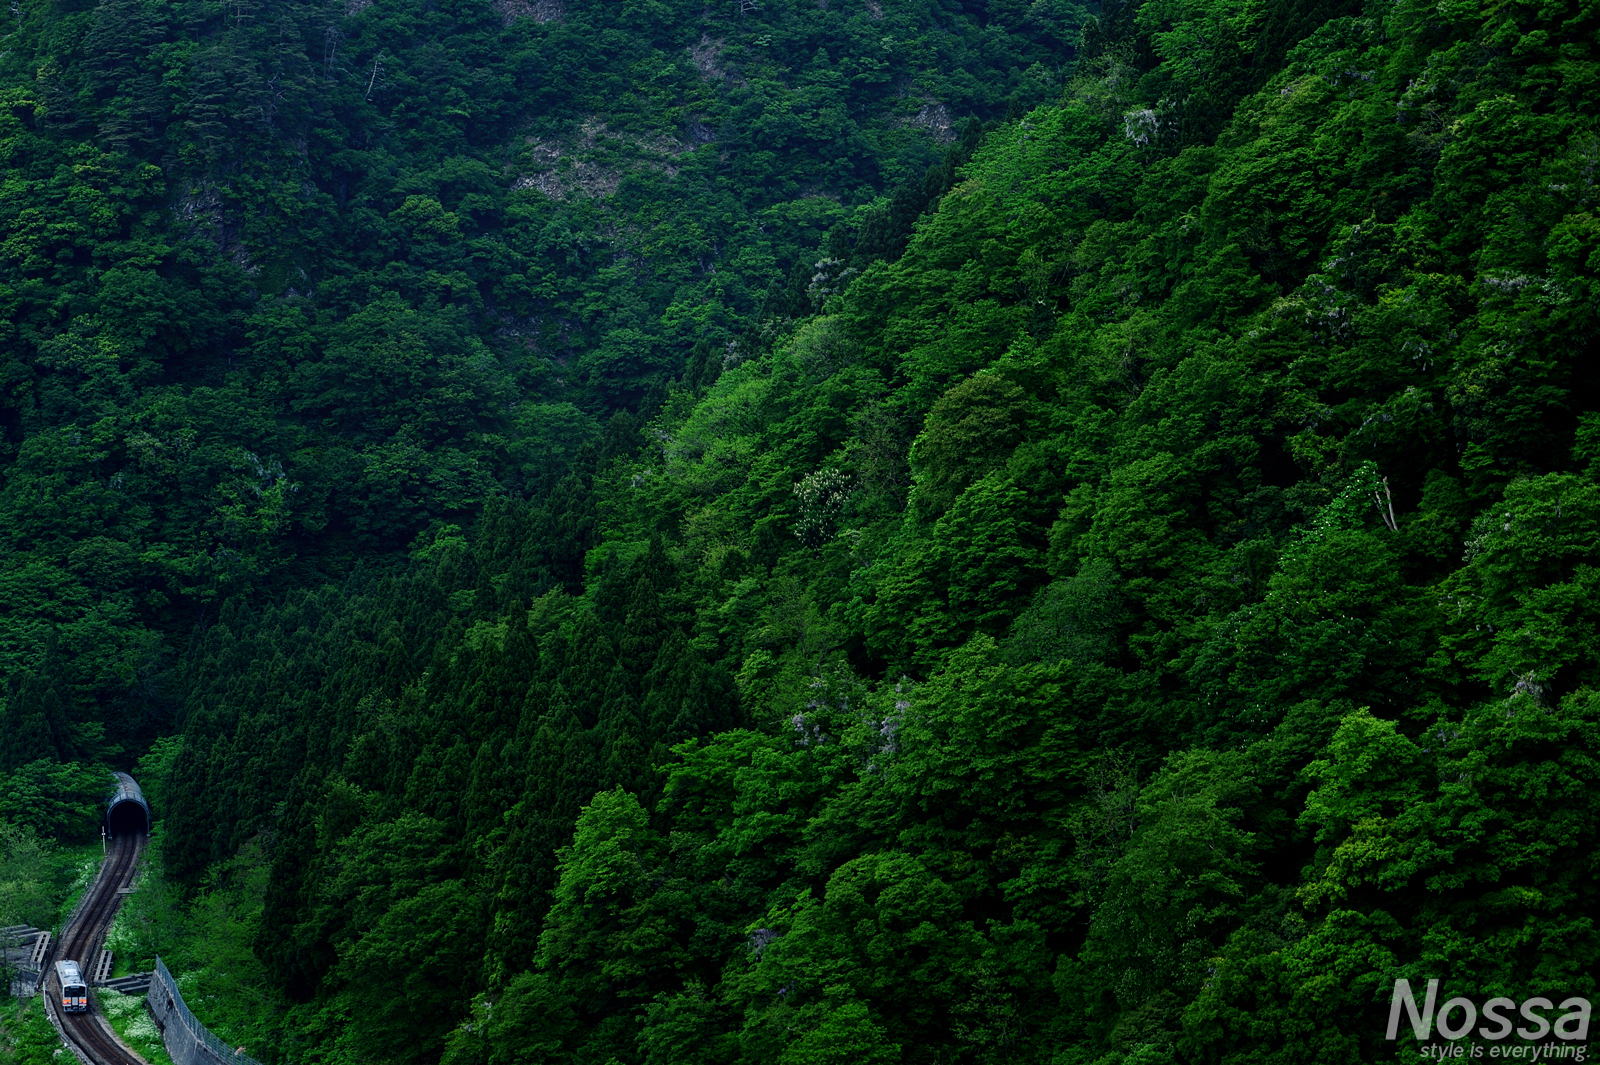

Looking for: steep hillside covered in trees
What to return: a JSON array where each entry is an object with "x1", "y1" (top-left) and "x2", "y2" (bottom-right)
[
  {"x1": 4, "y1": 0, "x2": 1600, "y2": 1059},
  {"x1": 0, "y1": 0, "x2": 1079, "y2": 762}
]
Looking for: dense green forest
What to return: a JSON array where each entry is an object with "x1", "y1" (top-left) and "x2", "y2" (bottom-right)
[
  {"x1": 3, "y1": 0, "x2": 1600, "y2": 1055},
  {"x1": 0, "y1": 0, "x2": 1082, "y2": 756}
]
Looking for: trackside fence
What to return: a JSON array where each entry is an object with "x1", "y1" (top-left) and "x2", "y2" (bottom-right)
[{"x1": 150, "y1": 957, "x2": 266, "y2": 1065}]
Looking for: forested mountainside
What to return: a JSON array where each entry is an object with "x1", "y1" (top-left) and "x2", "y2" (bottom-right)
[
  {"x1": 4, "y1": 0, "x2": 1600, "y2": 1055},
  {"x1": 0, "y1": 0, "x2": 1082, "y2": 757}
]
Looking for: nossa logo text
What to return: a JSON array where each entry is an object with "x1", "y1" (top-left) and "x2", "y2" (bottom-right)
[{"x1": 1388, "y1": 979, "x2": 1593, "y2": 1054}]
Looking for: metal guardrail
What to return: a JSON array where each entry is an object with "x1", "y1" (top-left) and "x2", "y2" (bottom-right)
[{"x1": 153, "y1": 957, "x2": 266, "y2": 1065}]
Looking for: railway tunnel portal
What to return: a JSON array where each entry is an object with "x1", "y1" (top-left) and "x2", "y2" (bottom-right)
[{"x1": 107, "y1": 772, "x2": 150, "y2": 836}]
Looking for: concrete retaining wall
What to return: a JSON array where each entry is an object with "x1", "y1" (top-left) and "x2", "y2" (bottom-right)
[{"x1": 148, "y1": 958, "x2": 265, "y2": 1065}]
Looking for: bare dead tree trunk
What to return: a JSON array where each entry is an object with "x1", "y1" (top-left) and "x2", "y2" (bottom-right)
[
  {"x1": 365, "y1": 50, "x2": 385, "y2": 101},
  {"x1": 1374, "y1": 476, "x2": 1398, "y2": 532}
]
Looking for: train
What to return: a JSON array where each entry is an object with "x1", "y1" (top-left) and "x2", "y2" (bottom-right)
[{"x1": 56, "y1": 959, "x2": 89, "y2": 1013}]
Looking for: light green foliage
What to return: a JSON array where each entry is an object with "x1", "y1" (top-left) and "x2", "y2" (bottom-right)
[
  {"x1": 1, "y1": 829, "x2": 106, "y2": 1009},
  {"x1": 105, "y1": 857, "x2": 185, "y2": 972},
  {"x1": 772, "y1": 998, "x2": 899, "y2": 1065},
  {"x1": 535, "y1": 789, "x2": 666, "y2": 998},
  {"x1": 106, "y1": 836, "x2": 286, "y2": 1059},
  {"x1": 1183, "y1": 693, "x2": 1600, "y2": 1060},
  {"x1": 0, "y1": 822, "x2": 56, "y2": 934},
  {"x1": 95, "y1": 989, "x2": 175, "y2": 1065},
  {"x1": 0, "y1": 762, "x2": 114, "y2": 842},
  {"x1": 0, "y1": 999, "x2": 66, "y2": 1065},
  {"x1": 908, "y1": 374, "x2": 1035, "y2": 519}
]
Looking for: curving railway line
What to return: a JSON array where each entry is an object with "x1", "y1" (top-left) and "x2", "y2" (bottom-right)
[{"x1": 42, "y1": 789, "x2": 148, "y2": 1065}]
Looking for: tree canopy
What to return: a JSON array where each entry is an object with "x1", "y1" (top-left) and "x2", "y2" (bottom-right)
[{"x1": 2, "y1": 0, "x2": 1598, "y2": 1058}]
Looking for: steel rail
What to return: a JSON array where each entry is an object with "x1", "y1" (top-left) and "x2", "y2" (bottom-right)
[{"x1": 42, "y1": 832, "x2": 148, "y2": 1065}]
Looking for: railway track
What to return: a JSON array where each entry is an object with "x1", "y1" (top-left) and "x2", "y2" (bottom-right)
[{"x1": 43, "y1": 831, "x2": 147, "y2": 1065}]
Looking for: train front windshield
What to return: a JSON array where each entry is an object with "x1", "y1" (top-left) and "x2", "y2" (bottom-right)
[{"x1": 63, "y1": 984, "x2": 88, "y2": 1011}]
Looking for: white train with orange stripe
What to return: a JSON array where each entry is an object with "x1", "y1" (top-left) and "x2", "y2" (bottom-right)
[{"x1": 55, "y1": 960, "x2": 89, "y2": 1013}]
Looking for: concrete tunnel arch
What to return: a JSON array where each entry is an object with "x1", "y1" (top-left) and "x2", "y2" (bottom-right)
[{"x1": 107, "y1": 771, "x2": 150, "y2": 836}]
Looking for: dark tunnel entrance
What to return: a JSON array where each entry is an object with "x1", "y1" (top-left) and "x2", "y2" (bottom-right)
[{"x1": 108, "y1": 799, "x2": 148, "y2": 836}]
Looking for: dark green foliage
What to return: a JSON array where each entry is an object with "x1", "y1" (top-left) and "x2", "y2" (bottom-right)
[
  {"x1": 8, "y1": 0, "x2": 1600, "y2": 1056},
  {"x1": 0, "y1": 0, "x2": 1087, "y2": 762}
]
